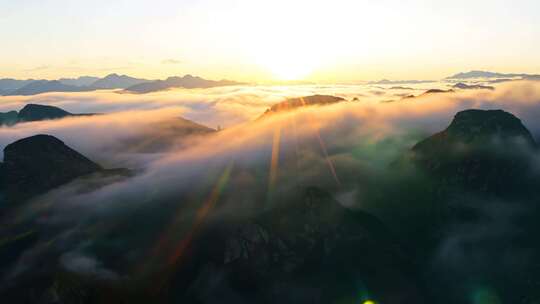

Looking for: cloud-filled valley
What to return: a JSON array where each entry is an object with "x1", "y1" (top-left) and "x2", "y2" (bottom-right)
[{"x1": 2, "y1": 80, "x2": 540, "y2": 303}]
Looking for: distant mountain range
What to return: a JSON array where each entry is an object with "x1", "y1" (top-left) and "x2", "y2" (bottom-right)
[
  {"x1": 6, "y1": 80, "x2": 96, "y2": 96},
  {"x1": 0, "y1": 74, "x2": 245, "y2": 96},
  {"x1": 91, "y1": 73, "x2": 150, "y2": 89},
  {"x1": 124, "y1": 74, "x2": 245, "y2": 93},
  {"x1": 446, "y1": 70, "x2": 540, "y2": 79},
  {"x1": 370, "y1": 71, "x2": 540, "y2": 85},
  {"x1": 57, "y1": 76, "x2": 101, "y2": 87},
  {"x1": 0, "y1": 79, "x2": 37, "y2": 95}
]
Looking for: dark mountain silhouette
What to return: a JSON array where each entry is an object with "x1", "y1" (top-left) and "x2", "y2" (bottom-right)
[
  {"x1": 447, "y1": 70, "x2": 540, "y2": 79},
  {"x1": 124, "y1": 75, "x2": 244, "y2": 93},
  {"x1": 259, "y1": 95, "x2": 346, "y2": 119},
  {"x1": 171, "y1": 187, "x2": 421, "y2": 303},
  {"x1": 18, "y1": 104, "x2": 72, "y2": 121},
  {"x1": 0, "y1": 104, "x2": 97, "y2": 126},
  {"x1": 58, "y1": 76, "x2": 100, "y2": 87},
  {"x1": 452, "y1": 82, "x2": 494, "y2": 90},
  {"x1": 12, "y1": 187, "x2": 420, "y2": 303},
  {"x1": 389, "y1": 86, "x2": 414, "y2": 90},
  {"x1": 421, "y1": 89, "x2": 454, "y2": 95},
  {"x1": 90, "y1": 73, "x2": 150, "y2": 89},
  {"x1": 401, "y1": 94, "x2": 416, "y2": 100},
  {"x1": 0, "y1": 134, "x2": 132, "y2": 204},
  {"x1": 409, "y1": 109, "x2": 537, "y2": 196},
  {"x1": 6, "y1": 80, "x2": 93, "y2": 96},
  {"x1": 394, "y1": 109, "x2": 540, "y2": 304},
  {"x1": 0, "y1": 135, "x2": 102, "y2": 203}
]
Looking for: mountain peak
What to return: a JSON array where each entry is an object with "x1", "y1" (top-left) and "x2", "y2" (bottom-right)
[
  {"x1": 410, "y1": 109, "x2": 537, "y2": 195},
  {"x1": 444, "y1": 109, "x2": 536, "y2": 146},
  {"x1": 91, "y1": 74, "x2": 149, "y2": 89},
  {"x1": 2, "y1": 134, "x2": 102, "y2": 203},
  {"x1": 259, "y1": 95, "x2": 346, "y2": 119},
  {"x1": 18, "y1": 104, "x2": 72, "y2": 122}
]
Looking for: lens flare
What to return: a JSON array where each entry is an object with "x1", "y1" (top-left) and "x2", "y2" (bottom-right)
[{"x1": 268, "y1": 125, "x2": 282, "y2": 193}]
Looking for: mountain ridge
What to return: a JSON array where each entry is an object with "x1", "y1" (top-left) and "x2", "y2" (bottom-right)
[
  {"x1": 124, "y1": 74, "x2": 245, "y2": 93},
  {"x1": 446, "y1": 70, "x2": 540, "y2": 79},
  {"x1": 1, "y1": 74, "x2": 245, "y2": 96}
]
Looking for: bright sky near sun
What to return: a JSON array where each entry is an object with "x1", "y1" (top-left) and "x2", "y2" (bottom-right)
[{"x1": 1, "y1": 0, "x2": 539, "y2": 82}]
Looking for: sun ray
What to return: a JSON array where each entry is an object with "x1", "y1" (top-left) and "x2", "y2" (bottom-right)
[
  {"x1": 298, "y1": 97, "x2": 341, "y2": 187},
  {"x1": 268, "y1": 125, "x2": 282, "y2": 194},
  {"x1": 141, "y1": 163, "x2": 233, "y2": 290}
]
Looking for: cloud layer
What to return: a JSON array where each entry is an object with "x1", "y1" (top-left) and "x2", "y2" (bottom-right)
[{"x1": 2, "y1": 80, "x2": 540, "y2": 302}]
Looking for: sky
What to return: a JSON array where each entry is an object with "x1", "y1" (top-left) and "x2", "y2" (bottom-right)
[{"x1": 1, "y1": 0, "x2": 539, "y2": 82}]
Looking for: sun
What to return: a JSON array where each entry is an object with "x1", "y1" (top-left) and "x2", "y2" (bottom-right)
[
  {"x1": 253, "y1": 43, "x2": 320, "y2": 81},
  {"x1": 263, "y1": 56, "x2": 315, "y2": 81}
]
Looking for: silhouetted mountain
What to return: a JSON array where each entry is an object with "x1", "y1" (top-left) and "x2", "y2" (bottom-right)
[
  {"x1": 172, "y1": 187, "x2": 420, "y2": 303},
  {"x1": 389, "y1": 86, "x2": 414, "y2": 90},
  {"x1": 0, "y1": 104, "x2": 97, "y2": 126},
  {"x1": 6, "y1": 80, "x2": 93, "y2": 96},
  {"x1": 421, "y1": 89, "x2": 454, "y2": 95},
  {"x1": 452, "y1": 82, "x2": 494, "y2": 90},
  {"x1": 124, "y1": 75, "x2": 244, "y2": 93},
  {"x1": 18, "y1": 104, "x2": 72, "y2": 122},
  {"x1": 90, "y1": 73, "x2": 150, "y2": 89},
  {"x1": 58, "y1": 76, "x2": 100, "y2": 87},
  {"x1": 259, "y1": 95, "x2": 345, "y2": 119},
  {"x1": 409, "y1": 109, "x2": 537, "y2": 195},
  {"x1": 394, "y1": 109, "x2": 540, "y2": 303},
  {"x1": 447, "y1": 70, "x2": 540, "y2": 79},
  {"x1": 0, "y1": 135, "x2": 102, "y2": 203},
  {"x1": 0, "y1": 135, "x2": 133, "y2": 205}
]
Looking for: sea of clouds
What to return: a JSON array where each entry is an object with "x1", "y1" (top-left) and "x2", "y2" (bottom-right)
[{"x1": 2, "y1": 80, "x2": 540, "y2": 293}]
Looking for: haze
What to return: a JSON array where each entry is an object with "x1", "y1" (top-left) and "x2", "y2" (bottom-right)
[{"x1": 1, "y1": 0, "x2": 539, "y2": 82}]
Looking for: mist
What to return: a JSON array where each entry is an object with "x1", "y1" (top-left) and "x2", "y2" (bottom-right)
[{"x1": 2, "y1": 80, "x2": 540, "y2": 303}]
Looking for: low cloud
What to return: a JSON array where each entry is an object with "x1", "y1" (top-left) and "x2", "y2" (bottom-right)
[{"x1": 2, "y1": 81, "x2": 540, "y2": 299}]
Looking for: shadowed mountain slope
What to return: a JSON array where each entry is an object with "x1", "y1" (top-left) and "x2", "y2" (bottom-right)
[
  {"x1": 409, "y1": 109, "x2": 538, "y2": 196},
  {"x1": 0, "y1": 135, "x2": 132, "y2": 204}
]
